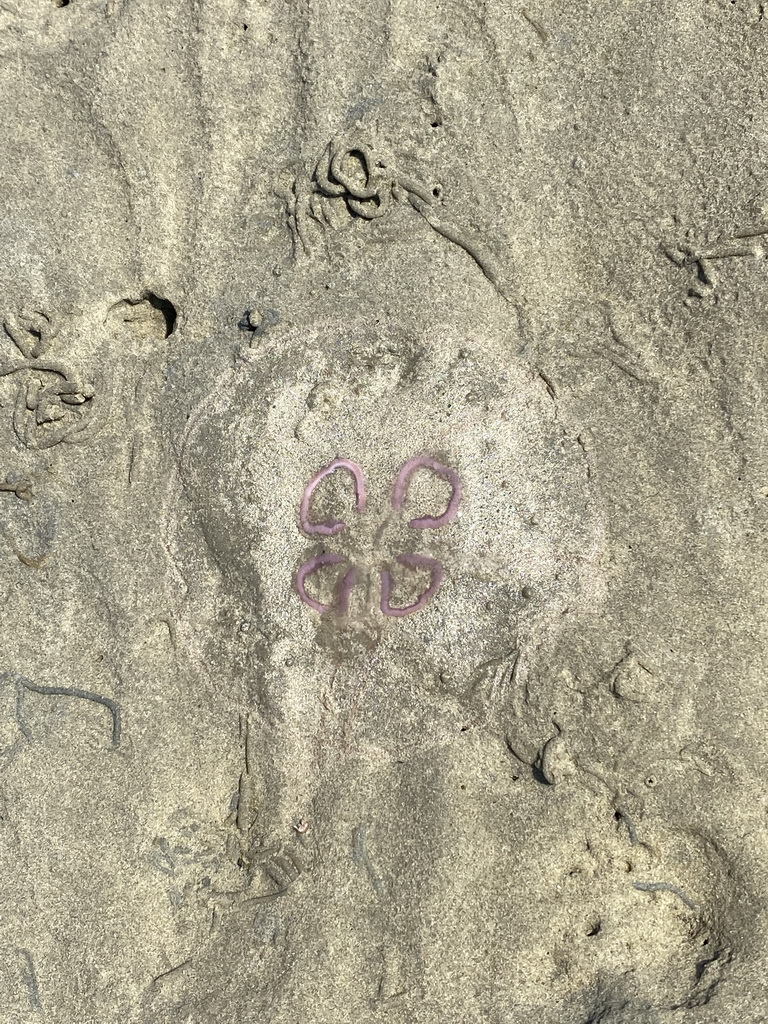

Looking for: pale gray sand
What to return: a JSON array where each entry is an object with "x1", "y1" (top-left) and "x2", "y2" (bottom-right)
[{"x1": 0, "y1": 1, "x2": 766, "y2": 1021}]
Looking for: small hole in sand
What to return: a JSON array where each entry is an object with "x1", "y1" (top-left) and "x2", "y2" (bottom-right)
[{"x1": 143, "y1": 292, "x2": 177, "y2": 337}]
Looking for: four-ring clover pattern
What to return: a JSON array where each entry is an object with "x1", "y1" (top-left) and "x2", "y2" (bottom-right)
[{"x1": 295, "y1": 455, "x2": 462, "y2": 617}]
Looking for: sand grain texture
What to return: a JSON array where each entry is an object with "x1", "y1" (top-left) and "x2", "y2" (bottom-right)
[{"x1": 0, "y1": 1, "x2": 766, "y2": 1021}]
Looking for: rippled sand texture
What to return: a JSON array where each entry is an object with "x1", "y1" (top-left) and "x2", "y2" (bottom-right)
[{"x1": 0, "y1": 1, "x2": 767, "y2": 1022}]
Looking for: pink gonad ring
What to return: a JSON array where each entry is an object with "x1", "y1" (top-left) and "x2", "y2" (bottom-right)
[
  {"x1": 380, "y1": 554, "x2": 444, "y2": 618},
  {"x1": 295, "y1": 454, "x2": 461, "y2": 617},
  {"x1": 299, "y1": 458, "x2": 367, "y2": 536},
  {"x1": 296, "y1": 554, "x2": 358, "y2": 615},
  {"x1": 391, "y1": 455, "x2": 462, "y2": 529}
]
